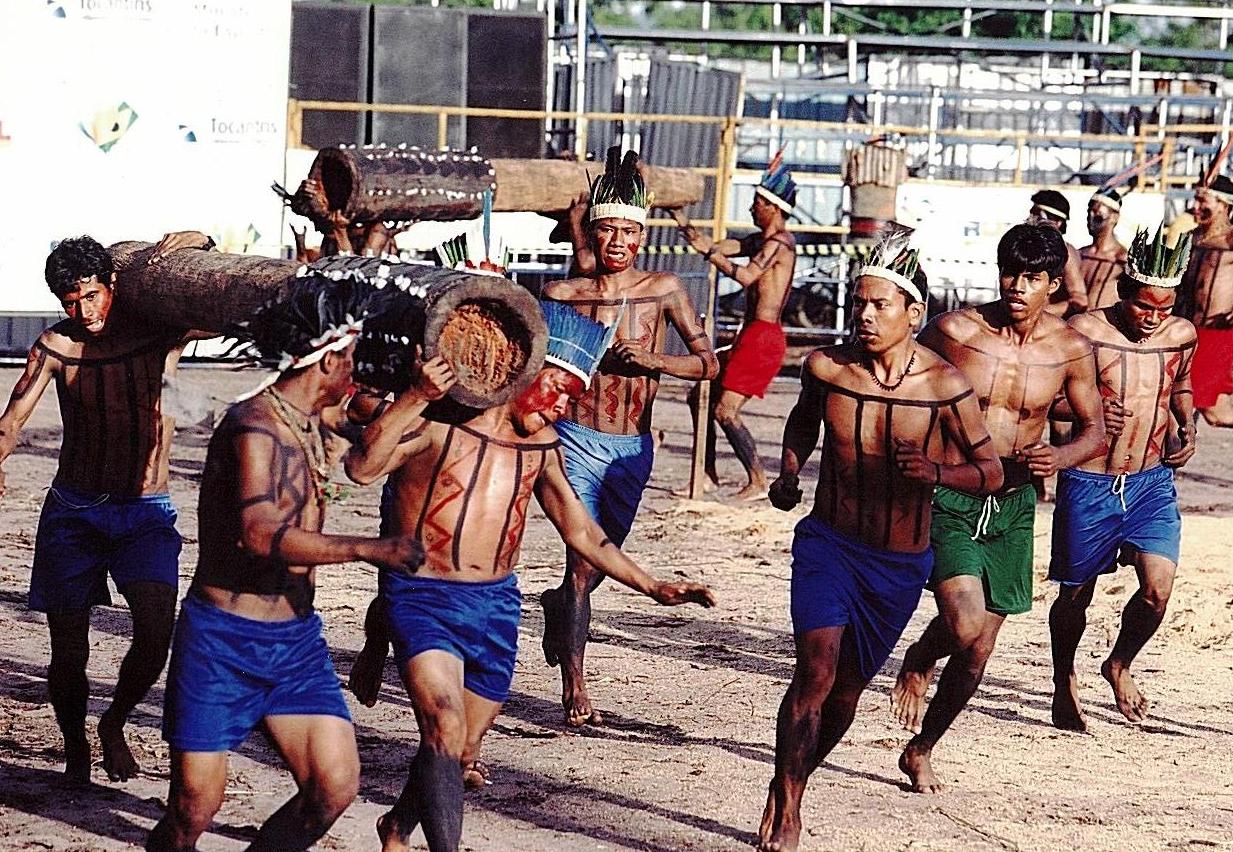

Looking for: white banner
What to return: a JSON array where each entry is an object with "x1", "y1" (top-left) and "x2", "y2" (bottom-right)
[{"x1": 0, "y1": 0, "x2": 291, "y2": 312}]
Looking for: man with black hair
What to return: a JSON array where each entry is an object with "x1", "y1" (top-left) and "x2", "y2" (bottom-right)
[
  {"x1": 756, "y1": 228, "x2": 1003, "y2": 852},
  {"x1": 890, "y1": 222, "x2": 1106, "y2": 793},
  {"x1": 0, "y1": 230, "x2": 213, "y2": 785},
  {"x1": 672, "y1": 151, "x2": 797, "y2": 500},
  {"x1": 1049, "y1": 223, "x2": 1197, "y2": 731},
  {"x1": 539, "y1": 147, "x2": 720, "y2": 728},
  {"x1": 147, "y1": 270, "x2": 424, "y2": 852},
  {"x1": 1178, "y1": 174, "x2": 1233, "y2": 426},
  {"x1": 1029, "y1": 188, "x2": 1090, "y2": 316},
  {"x1": 1080, "y1": 187, "x2": 1129, "y2": 311}
]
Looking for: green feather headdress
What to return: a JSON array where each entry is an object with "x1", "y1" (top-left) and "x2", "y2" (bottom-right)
[
  {"x1": 589, "y1": 146, "x2": 649, "y2": 226},
  {"x1": 855, "y1": 223, "x2": 924, "y2": 303},
  {"x1": 1125, "y1": 223, "x2": 1193, "y2": 289}
]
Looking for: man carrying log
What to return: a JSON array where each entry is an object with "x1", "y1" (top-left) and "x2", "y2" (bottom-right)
[
  {"x1": 757, "y1": 229, "x2": 1003, "y2": 852},
  {"x1": 538, "y1": 146, "x2": 720, "y2": 727},
  {"x1": 1029, "y1": 189, "x2": 1090, "y2": 316},
  {"x1": 147, "y1": 271, "x2": 424, "y2": 852},
  {"x1": 1049, "y1": 224, "x2": 1197, "y2": 731},
  {"x1": 1079, "y1": 187, "x2": 1129, "y2": 311},
  {"x1": 343, "y1": 298, "x2": 715, "y2": 852},
  {"x1": 890, "y1": 223, "x2": 1106, "y2": 793},
  {"x1": 672, "y1": 152, "x2": 797, "y2": 500},
  {"x1": 0, "y1": 230, "x2": 213, "y2": 785},
  {"x1": 1177, "y1": 175, "x2": 1233, "y2": 426}
]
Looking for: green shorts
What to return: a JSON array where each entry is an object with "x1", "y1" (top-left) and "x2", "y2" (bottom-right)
[{"x1": 929, "y1": 484, "x2": 1036, "y2": 616}]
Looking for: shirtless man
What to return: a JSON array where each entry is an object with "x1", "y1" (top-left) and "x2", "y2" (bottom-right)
[
  {"x1": 757, "y1": 235, "x2": 1003, "y2": 852},
  {"x1": 147, "y1": 272, "x2": 423, "y2": 852},
  {"x1": 344, "y1": 299, "x2": 715, "y2": 852},
  {"x1": 1049, "y1": 225, "x2": 1197, "y2": 731},
  {"x1": 0, "y1": 230, "x2": 214, "y2": 785},
  {"x1": 890, "y1": 223, "x2": 1106, "y2": 793},
  {"x1": 1030, "y1": 188, "x2": 1090, "y2": 316},
  {"x1": 538, "y1": 147, "x2": 719, "y2": 727},
  {"x1": 672, "y1": 152, "x2": 797, "y2": 499},
  {"x1": 1079, "y1": 187, "x2": 1129, "y2": 311},
  {"x1": 1177, "y1": 175, "x2": 1233, "y2": 426}
]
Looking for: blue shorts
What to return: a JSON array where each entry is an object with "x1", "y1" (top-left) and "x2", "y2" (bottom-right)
[
  {"x1": 162, "y1": 595, "x2": 351, "y2": 753},
  {"x1": 555, "y1": 419, "x2": 654, "y2": 546},
  {"x1": 1049, "y1": 465, "x2": 1182, "y2": 586},
  {"x1": 29, "y1": 485, "x2": 181, "y2": 613},
  {"x1": 791, "y1": 516, "x2": 934, "y2": 681},
  {"x1": 381, "y1": 571, "x2": 521, "y2": 703}
]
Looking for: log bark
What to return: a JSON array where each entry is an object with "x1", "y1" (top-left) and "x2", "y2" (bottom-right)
[
  {"x1": 490, "y1": 159, "x2": 705, "y2": 214},
  {"x1": 108, "y1": 244, "x2": 545, "y2": 407}
]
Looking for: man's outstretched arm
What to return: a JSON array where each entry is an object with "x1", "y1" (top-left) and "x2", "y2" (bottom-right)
[
  {"x1": 535, "y1": 446, "x2": 715, "y2": 607},
  {"x1": 0, "y1": 342, "x2": 59, "y2": 499}
]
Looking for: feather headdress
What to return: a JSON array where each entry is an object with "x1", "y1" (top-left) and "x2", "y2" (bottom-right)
[
  {"x1": 230, "y1": 266, "x2": 396, "y2": 400},
  {"x1": 1124, "y1": 222, "x2": 1194, "y2": 289},
  {"x1": 589, "y1": 146, "x2": 649, "y2": 226},
  {"x1": 435, "y1": 190, "x2": 508, "y2": 276},
  {"x1": 541, "y1": 299, "x2": 620, "y2": 389},
  {"x1": 855, "y1": 223, "x2": 924, "y2": 303},
  {"x1": 756, "y1": 148, "x2": 797, "y2": 214}
]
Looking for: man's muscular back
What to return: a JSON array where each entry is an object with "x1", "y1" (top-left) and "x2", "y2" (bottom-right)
[
  {"x1": 383, "y1": 418, "x2": 559, "y2": 578},
  {"x1": 738, "y1": 230, "x2": 796, "y2": 324},
  {"x1": 807, "y1": 345, "x2": 990, "y2": 553},
  {"x1": 36, "y1": 321, "x2": 186, "y2": 496},
  {"x1": 1070, "y1": 310, "x2": 1196, "y2": 475},
  {"x1": 543, "y1": 272, "x2": 709, "y2": 436},
  {"x1": 920, "y1": 306, "x2": 1092, "y2": 463},
  {"x1": 1181, "y1": 237, "x2": 1233, "y2": 327}
]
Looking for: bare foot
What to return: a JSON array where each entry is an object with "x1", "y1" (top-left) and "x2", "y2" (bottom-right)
[
  {"x1": 1051, "y1": 674, "x2": 1088, "y2": 731},
  {"x1": 899, "y1": 743, "x2": 944, "y2": 794},
  {"x1": 349, "y1": 642, "x2": 388, "y2": 708},
  {"x1": 98, "y1": 710, "x2": 139, "y2": 782},
  {"x1": 562, "y1": 672, "x2": 603, "y2": 728},
  {"x1": 672, "y1": 477, "x2": 719, "y2": 498},
  {"x1": 756, "y1": 781, "x2": 801, "y2": 851},
  {"x1": 890, "y1": 643, "x2": 935, "y2": 734},
  {"x1": 1102, "y1": 658, "x2": 1148, "y2": 723},
  {"x1": 377, "y1": 811, "x2": 416, "y2": 852},
  {"x1": 540, "y1": 587, "x2": 565, "y2": 668},
  {"x1": 463, "y1": 760, "x2": 491, "y2": 790},
  {"x1": 733, "y1": 481, "x2": 768, "y2": 502},
  {"x1": 62, "y1": 731, "x2": 92, "y2": 787}
]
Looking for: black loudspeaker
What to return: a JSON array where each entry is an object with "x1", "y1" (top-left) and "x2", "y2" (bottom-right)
[
  {"x1": 465, "y1": 12, "x2": 547, "y2": 158},
  {"x1": 290, "y1": 2, "x2": 369, "y2": 148},
  {"x1": 370, "y1": 6, "x2": 468, "y2": 149}
]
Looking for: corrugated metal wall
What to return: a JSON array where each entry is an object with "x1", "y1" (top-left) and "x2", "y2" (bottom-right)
[{"x1": 0, "y1": 315, "x2": 58, "y2": 357}]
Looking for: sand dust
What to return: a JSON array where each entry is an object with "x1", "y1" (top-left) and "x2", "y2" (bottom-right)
[{"x1": 1, "y1": 368, "x2": 1231, "y2": 851}]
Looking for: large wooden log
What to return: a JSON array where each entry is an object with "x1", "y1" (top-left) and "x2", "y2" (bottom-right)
[
  {"x1": 108, "y1": 244, "x2": 546, "y2": 407},
  {"x1": 292, "y1": 146, "x2": 706, "y2": 224},
  {"x1": 489, "y1": 159, "x2": 706, "y2": 214}
]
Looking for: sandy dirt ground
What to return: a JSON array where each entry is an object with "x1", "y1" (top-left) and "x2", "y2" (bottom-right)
[{"x1": 1, "y1": 365, "x2": 1232, "y2": 852}]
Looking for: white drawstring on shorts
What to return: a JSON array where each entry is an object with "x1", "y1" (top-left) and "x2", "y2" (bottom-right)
[
  {"x1": 971, "y1": 495, "x2": 1001, "y2": 541},
  {"x1": 1111, "y1": 473, "x2": 1127, "y2": 513}
]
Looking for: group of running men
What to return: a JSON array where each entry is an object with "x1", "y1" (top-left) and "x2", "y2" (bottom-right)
[{"x1": 0, "y1": 149, "x2": 1229, "y2": 852}]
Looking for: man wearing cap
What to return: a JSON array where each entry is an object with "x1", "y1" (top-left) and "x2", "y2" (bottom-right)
[
  {"x1": 539, "y1": 146, "x2": 720, "y2": 728},
  {"x1": 890, "y1": 222, "x2": 1106, "y2": 794},
  {"x1": 1080, "y1": 187, "x2": 1129, "y2": 311},
  {"x1": 1048, "y1": 223, "x2": 1197, "y2": 731},
  {"x1": 1178, "y1": 174, "x2": 1233, "y2": 426},
  {"x1": 1030, "y1": 188, "x2": 1090, "y2": 316},
  {"x1": 672, "y1": 151, "x2": 797, "y2": 500},
  {"x1": 0, "y1": 230, "x2": 216, "y2": 786},
  {"x1": 148, "y1": 271, "x2": 425, "y2": 852},
  {"x1": 756, "y1": 227, "x2": 1003, "y2": 852},
  {"x1": 344, "y1": 299, "x2": 715, "y2": 852}
]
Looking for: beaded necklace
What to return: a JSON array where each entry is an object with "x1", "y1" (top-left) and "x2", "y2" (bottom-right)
[
  {"x1": 265, "y1": 386, "x2": 329, "y2": 506},
  {"x1": 862, "y1": 347, "x2": 917, "y2": 392}
]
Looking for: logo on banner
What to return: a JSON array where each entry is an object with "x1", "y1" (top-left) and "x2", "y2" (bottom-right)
[
  {"x1": 79, "y1": 102, "x2": 138, "y2": 153},
  {"x1": 48, "y1": 0, "x2": 155, "y2": 19},
  {"x1": 208, "y1": 117, "x2": 280, "y2": 144},
  {"x1": 178, "y1": 124, "x2": 198, "y2": 143},
  {"x1": 45, "y1": 1, "x2": 67, "y2": 17}
]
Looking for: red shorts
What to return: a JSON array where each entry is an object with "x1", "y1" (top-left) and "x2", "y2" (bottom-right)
[
  {"x1": 1192, "y1": 326, "x2": 1233, "y2": 409},
  {"x1": 721, "y1": 320, "x2": 786, "y2": 399}
]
